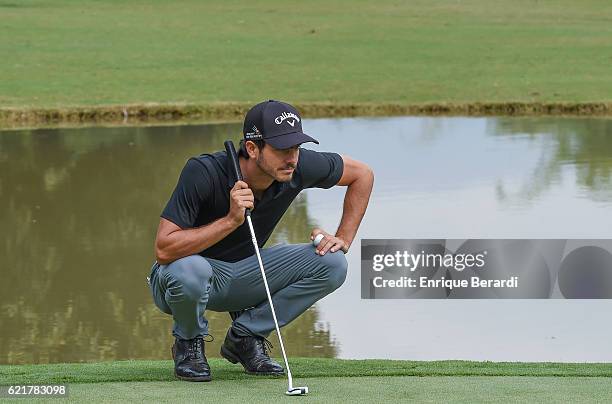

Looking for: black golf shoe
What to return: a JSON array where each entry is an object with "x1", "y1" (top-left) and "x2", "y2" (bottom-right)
[
  {"x1": 172, "y1": 337, "x2": 212, "y2": 382},
  {"x1": 220, "y1": 328, "x2": 284, "y2": 376}
]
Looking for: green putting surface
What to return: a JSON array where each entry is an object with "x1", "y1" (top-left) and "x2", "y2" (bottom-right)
[
  {"x1": 3, "y1": 359, "x2": 611, "y2": 402},
  {"x1": 15, "y1": 376, "x2": 612, "y2": 404}
]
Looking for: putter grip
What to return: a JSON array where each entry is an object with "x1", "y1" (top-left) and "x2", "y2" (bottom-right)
[{"x1": 224, "y1": 140, "x2": 251, "y2": 217}]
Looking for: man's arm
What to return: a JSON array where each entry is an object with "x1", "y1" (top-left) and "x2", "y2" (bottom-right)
[
  {"x1": 312, "y1": 155, "x2": 374, "y2": 255},
  {"x1": 155, "y1": 217, "x2": 236, "y2": 265},
  {"x1": 155, "y1": 180, "x2": 254, "y2": 264}
]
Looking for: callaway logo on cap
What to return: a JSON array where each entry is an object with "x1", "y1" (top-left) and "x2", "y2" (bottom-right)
[
  {"x1": 243, "y1": 100, "x2": 319, "y2": 149},
  {"x1": 274, "y1": 111, "x2": 300, "y2": 126}
]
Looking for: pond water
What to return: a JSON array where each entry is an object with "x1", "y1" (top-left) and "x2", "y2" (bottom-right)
[{"x1": 1, "y1": 116, "x2": 611, "y2": 364}]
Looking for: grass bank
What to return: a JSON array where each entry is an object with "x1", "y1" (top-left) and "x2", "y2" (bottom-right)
[
  {"x1": 1, "y1": 0, "x2": 612, "y2": 127},
  {"x1": 2, "y1": 102, "x2": 612, "y2": 130}
]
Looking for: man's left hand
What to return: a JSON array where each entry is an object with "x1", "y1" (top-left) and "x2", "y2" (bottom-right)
[{"x1": 310, "y1": 228, "x2": 349, "y2": 255}]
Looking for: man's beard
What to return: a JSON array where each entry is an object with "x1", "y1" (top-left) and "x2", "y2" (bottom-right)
[{"x1": 256, "y1": 154, "x2": 294, "y2": 183}]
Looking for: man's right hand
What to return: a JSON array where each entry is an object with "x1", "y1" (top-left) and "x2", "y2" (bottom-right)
[{"x1": 227, "y1": 180, "x2": 254, "y2": 226}]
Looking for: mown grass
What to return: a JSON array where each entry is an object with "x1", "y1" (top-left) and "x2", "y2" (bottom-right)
[
  {"x1": 2, "y1": 360, "x2": 612, "y2": 403},
  {"x1": 37, "y1": 377, "x2": 612, "y2": 403},
  {"x1": 1, "y1": 0, "x2": 611, "y2": 112},
  {"x1": 2, "y1": 358, "x2": 612, "y2": 385}
]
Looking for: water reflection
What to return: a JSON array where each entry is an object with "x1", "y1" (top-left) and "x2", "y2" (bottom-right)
[
  {"x1": 303, "y1": 116, "x2": 612, "y2": 362},
  {"x1": 0, "y1": 124, "x2": 336, "y2": 364},
  {"x1": 2, "y1": 116, "x2": 612, "y2": 364},
  {"x1": 490, "y1": 118, "x2": 612, "y2": 203}
]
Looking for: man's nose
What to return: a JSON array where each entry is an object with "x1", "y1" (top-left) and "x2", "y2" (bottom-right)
[{"x1": 286, "y1": 150, "x2": 298, "y2": 165}]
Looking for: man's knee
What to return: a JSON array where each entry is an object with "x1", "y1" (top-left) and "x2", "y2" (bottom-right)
[
  {"x1": 163, "y1": 255, "x2": 213, "y2": 299},
  {"x1": 318, "y1": 251, "x2": 348, "y2": 291}
]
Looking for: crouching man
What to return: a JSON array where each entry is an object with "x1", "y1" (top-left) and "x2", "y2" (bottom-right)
[{"x1": 148, "y1": 100, "x2": 374, "y2": 381}]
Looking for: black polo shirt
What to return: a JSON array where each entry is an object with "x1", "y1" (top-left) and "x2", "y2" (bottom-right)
[{"x1": 161, "y1": 148, "x2": 344, "y2": 262}]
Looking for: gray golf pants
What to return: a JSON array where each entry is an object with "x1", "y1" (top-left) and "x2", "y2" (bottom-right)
[{"x1": 148, "y1": 243, "x2": 348, "y2": 340}]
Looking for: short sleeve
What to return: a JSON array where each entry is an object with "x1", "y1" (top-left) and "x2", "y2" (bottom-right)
[
  {"x1": 161, "y1": 158, "x2": 211, "y2": 229},
  {"x1": 298, "y1": 148, "x2": 344, "y2": 189}
]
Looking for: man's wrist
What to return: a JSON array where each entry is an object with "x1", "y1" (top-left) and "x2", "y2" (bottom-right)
[
  {"x1": 221, "y1": 214, "x2": 242, "y2": 230},
  {"x1": 335, "y1": 232, "x2": 353, "y2": 250}
]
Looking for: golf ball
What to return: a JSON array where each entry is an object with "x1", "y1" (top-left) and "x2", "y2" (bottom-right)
[{"x1": 313, "y1": 233, "x2": 324, "y2": 247}]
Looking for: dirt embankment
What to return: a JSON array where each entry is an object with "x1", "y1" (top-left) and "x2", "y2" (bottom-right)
[{"x1": 1, "y1": 102, "x2": 611, "y2": 129}]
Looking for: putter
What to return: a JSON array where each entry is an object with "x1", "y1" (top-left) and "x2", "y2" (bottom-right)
[{"x1": 224, "y1": 140, "x2": 309, "y2": 397}]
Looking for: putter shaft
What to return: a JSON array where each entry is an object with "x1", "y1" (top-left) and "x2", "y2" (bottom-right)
[{"x1": 246, "y1": 215, "x2": 296, "y2": 390}]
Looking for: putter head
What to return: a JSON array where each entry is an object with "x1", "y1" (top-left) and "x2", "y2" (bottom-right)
[{"x1": 286, "y1": 386, "x2": 308, "y2": 396}]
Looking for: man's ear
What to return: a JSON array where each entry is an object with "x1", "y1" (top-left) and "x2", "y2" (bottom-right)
[{"x1": 245, "y1": 140, "x2": 258, "y2": 159}]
